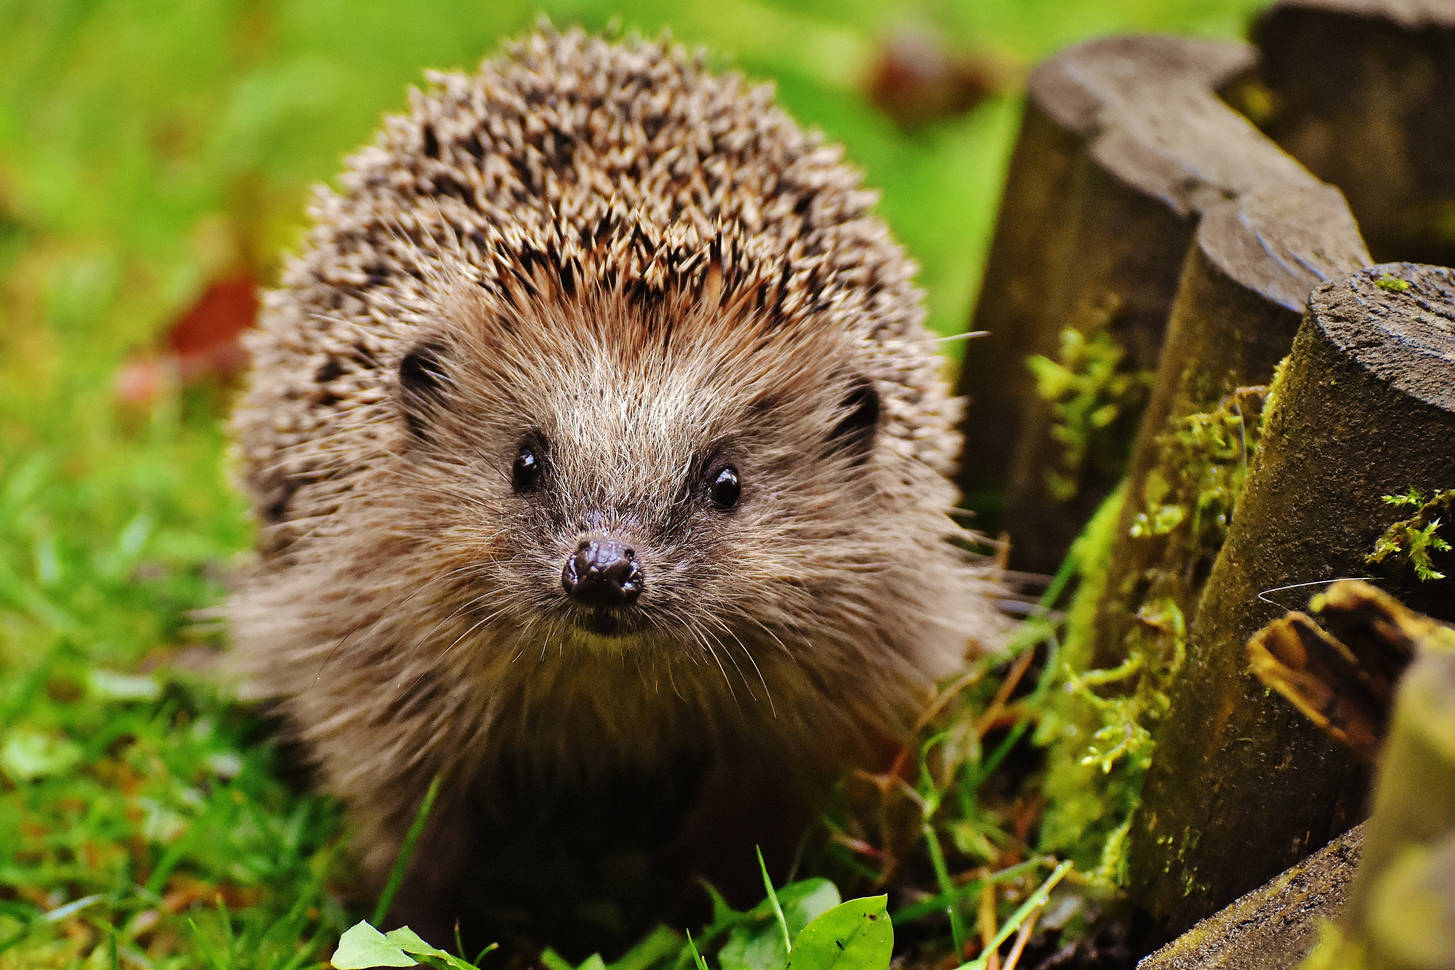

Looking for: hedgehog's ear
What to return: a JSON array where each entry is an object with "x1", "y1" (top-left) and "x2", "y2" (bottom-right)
[
  {"x1": 397, "y1": 340, "x2": 453, "y2": 441},
  {"x1": 828, "y1": 376, "x2": 880, "y2": 464}
]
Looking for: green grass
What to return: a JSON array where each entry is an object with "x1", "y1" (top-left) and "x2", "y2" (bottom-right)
[{"x1": 1, "y1": 0, "x2": 1264, "y2": 966}]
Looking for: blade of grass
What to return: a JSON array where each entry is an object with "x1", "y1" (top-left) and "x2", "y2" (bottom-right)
[
  {"x1": 892, "y1": 858, "x2": 1044, "y2": 923},
  {"x1": 373, "y1": 774, "x2": 443, "y2": 926},
  {"x1": 756, "y1": 846, "x2": 791, "y2": 954},
  {"x1": 187, "y1": 916, "x2": 228, "y2": 970},
  {"x1": 921, "y1": 822, "x2": 967, "y2": 953},
  {"x1": 215, "y1": 895, "x2": 236, "y2": 967},
  {"x1": 956, "y1": 860, "x2": 1072, "y2": 970},
  {"x1": 685, "y1": 930, "x2": 710, "y2": 970}
]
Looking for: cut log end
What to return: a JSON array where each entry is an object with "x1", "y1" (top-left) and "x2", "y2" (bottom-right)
[
  {"x1": 1196, "y1": 184, "x2": 1370, "y2": 312},
  {"x1": 1311, "y1": 264, "x2": 1455, "y2": 411}
]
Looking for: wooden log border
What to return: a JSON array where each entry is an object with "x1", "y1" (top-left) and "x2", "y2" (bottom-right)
[
  {"x1": 1129, "y1": 263, "x2": 1455, "y2": 939},
  {"x1": 954, "y1": 0, "x2": 1455, "y2": 956}
]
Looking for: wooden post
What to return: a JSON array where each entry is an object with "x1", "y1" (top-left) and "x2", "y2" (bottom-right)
[
  {"x1": 954, "y1": 34, "x2": 1344, "y2": 573},
  {"x1": 1087, "y1": 184, "x2": 1369, "y2": 671},
  {"x1": 1236, "y1": 0, "x2": 1455, "y2": 266},
  {"x1": 954, "y1": 94, "x2": 1087, "y2": 526},
  {"x1": 1127, "y1": 263, "x2": 1455, "y2": 941}
]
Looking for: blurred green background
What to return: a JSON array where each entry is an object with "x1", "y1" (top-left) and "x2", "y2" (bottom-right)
[{"x1": 0, "y1": 0, "x2": 1265, "y2": 966}]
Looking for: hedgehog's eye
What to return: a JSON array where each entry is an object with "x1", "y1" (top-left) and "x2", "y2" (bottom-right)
[
  {"x1": 512, "y1": 437, "x2": 545, "y2": 492},
  {"x1": 707, "y1": 465, "x2": 741, "y2": 510}
]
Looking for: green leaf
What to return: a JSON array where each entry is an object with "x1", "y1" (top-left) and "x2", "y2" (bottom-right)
[
  {"x1": 701, "y1": 881, "x2": 741, "y2": 929},
  {"x1": 721, "y1": 922, "x2": 787, "y2": 970},
  {"x1": 389, "y1": 925, "x2": 450, "y2": 957},
  {"x1": 723, "y1": 877, "x2": 843, "y2": 970},
  {"x1": 387, "y1": 925, "x2": 486, "y2": 970},
  {"x1": 539, "y1": 946, "x2": 629, "y2": 970},
  {"x1": 785, "y1": 896, "x2": 892, "y2": 970},
  {"x1": 331, "y1": 921, "x2": 419, "y2": 968},
  {"x1": 778, "y1": 880, "x2": 842, "y2": 938}
]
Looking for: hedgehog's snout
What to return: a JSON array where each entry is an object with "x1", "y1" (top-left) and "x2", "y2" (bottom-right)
[{"x1": 561, "y1": 537, "x2": 644, "y2": 608}]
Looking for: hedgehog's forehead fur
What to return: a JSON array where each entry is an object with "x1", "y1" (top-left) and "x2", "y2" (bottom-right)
[
  {"x1": 449, "y1": 206, "x2": 851, "y2": 357},
  {"x1": 382, "y1": 199, "x2": 885, "y2": 513},
  {"x1": 420, "y1": 202, "x2": 872, "y2": 404}
]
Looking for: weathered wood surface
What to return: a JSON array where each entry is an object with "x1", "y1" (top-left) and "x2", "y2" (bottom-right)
[
  {"x1": 1136, "y1": 824, "x2": 1364, "y2": 970},
  {"x1": 1127, "y1": 263, "x2": 1455, "y2": 941},
  {"x1": 955, "y1": 34, "x2": 1348, "y2": 574},
  {"x1": 1237, "y1": 0, "x2": 1455, "y2": 267},
  {"x1": 1087, "y1": 183, "x2": 1369, "y2": 670}
]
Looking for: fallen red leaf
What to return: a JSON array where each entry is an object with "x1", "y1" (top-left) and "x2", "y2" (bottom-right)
[
  {"x1": 117, "y1": 272, "x2": 258, "y2": 406},
  {"x1": 166, "y1": 274, "x2": 257, "y2": 369}
]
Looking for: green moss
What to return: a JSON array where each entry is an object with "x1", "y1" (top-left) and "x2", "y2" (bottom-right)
[
  {"x1": 1226, "y1": 76, "x2": 1280, "y2": 127},
  {"x1": 1036, "y1": 586, "x2": 1187, "y2": 883},
  {"x1": 1376, "y1": 273, "x2": 1412, "y2": 293},
  {"x1": 1058, "y1": 484, "x2": 1127, "y2": 670},
  {"x1": 1034, "y1": 485, "x2": 1155, "y2": 883},
  {"x1": 1367, "y1": 488, "x2": 1455, "y2": 581},
  {"x1": 1027, "y1": 300, "x2": 1154, "y2": 503},
  {"x1": 1130, "y1": 386, "x2": 1266, "y2": 559},
  {"x1": 1261, "y1": 354, "x2": 1290, "y2": 425},
  {"x1": 1033, "y1": 386, "x2": 1269, "y2": 886}
]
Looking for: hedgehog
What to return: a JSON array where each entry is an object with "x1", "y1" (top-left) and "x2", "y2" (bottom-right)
[{"x1": 229, "y1": 27, "x2": 1002, "y2": 944}]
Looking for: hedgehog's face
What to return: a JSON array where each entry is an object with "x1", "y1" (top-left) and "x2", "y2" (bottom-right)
[{"x1": 391, "y1": 302, "x2": 901, "y2": 688}]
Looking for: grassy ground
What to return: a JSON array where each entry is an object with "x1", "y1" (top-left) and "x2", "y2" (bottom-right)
[{"x1": 2, "y1": 1, "x2": 1263, "y2": 967}]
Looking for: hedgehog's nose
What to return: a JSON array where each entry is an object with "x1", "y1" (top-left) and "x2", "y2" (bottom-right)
[{"x1": 562, "y1": 538, "x2": 643, "y2": 607}]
